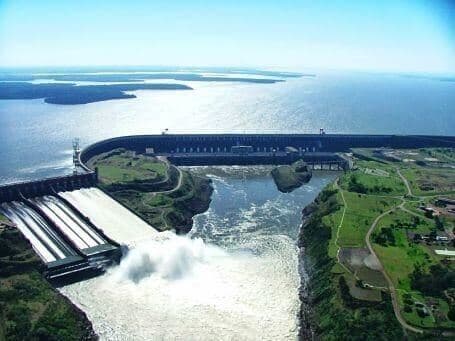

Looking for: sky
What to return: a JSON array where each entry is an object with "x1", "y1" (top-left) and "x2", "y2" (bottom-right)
[{"x1": 0, "y1": 0, "x2": 454, "y2": 73}]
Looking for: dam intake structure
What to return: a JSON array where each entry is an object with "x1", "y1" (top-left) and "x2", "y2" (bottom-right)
[
  {"x1": 1, "y1": 133, "x2": 454, "y2": 284},
  {"x1": 79, "y1": 133, "x2": 455, "y2": 169}
]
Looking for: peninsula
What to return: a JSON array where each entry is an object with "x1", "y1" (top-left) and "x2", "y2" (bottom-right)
[
  {"x1": 0, "y1": 82, "x2": 192, "y2": 105},
  {"x1": 87, "y1": 148, "x2": 213, "y2": 234},
  {"x1": 0, "y1": 69, "x2": 308, "y2": 105}
]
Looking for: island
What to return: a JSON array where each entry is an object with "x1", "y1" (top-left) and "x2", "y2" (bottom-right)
[
  {"x1": 0, "y1": 69, "x2": 312, "y2": 105},
  {"x1": 299, "y1": 147, "x2": 455, "y2": 339},
  {"x1": 271, "y1": 160, "x2": 312, "y2": 193},
  {"x1": 0, "y1": 82, "x2": 193, "y2": 105},
  {"x1": 0, "y1": 214, "x2": 96, "y2": 340},
  {"x1": 87, "y1": 148, "x2": 213, "y2": 234}
]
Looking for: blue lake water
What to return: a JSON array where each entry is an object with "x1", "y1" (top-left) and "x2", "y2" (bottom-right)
[
  {"x1": 0, "y1": 71, "x2": 454, "y2": 184},
  {"x1": 2, "y1": 70, "x2": 454, "y2": 339}
]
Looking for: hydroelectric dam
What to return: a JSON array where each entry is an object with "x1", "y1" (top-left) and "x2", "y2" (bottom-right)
[{"x1": 1, "y1": 133, "x2": 454, "y2": 284}]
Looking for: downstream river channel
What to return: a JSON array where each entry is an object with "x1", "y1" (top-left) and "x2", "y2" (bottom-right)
[{"x1": 60, "y1": 167, "x2": 336, "y2": 340}]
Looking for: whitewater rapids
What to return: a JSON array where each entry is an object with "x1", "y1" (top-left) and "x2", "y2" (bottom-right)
[
  {"x1": 60, "y1": 232, "x2": 299, "y2": 340},
  {"x1": 59, "y1": 168, "x2": 335, "y2": 340}
]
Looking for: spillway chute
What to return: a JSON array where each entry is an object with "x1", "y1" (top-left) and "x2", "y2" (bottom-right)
[
  {"x1": 1, "y1": 191, "x2": 123, "y2": 285},
  {"x1": 60, "y1": 187, "x2": 158, "y2": 246}
]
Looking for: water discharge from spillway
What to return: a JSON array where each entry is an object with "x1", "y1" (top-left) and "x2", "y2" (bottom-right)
[
  {"x1": 34, "y1": 195, "x2": 105, "y2": 249},
  {"x1": 59, "y1": 169, "x2": 336, "y2": 340},
  {"x1": 60, "y1": 188, "x2": 157, "y2": 246},
  {"x1": 1, "y1": 201, "x2": 77, "y2": 262}
]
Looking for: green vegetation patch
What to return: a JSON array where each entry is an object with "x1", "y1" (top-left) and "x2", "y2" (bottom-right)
[
  {"x1": 402, "y1": 167, "x2": 455, "y2": 195},
  {"x1": 340, "y1": 161, "x2": 406, "y2": 195},
  {"x1": 318, "y1": 148, "x2": 455, "y2": 332},
  {"x1": 301, "y1": 188, "x2": 404, "y2": 340},
  {"x1": 271, "y1": 160, "x2": 312, "y2": 193},
  {"x1": 92, "y1": 149, "x2": 167, "y2": 185},
  {"x1": 337, "y1": 191, "x2": 400, "y2": 247},
  {"x1": 0, "y1": 213, "x2": 8, "y2": 223},
  {"x1": 92, "y1": 149, "x2": 213, "y2": 233},
  {"x1": 0, "y1": 226, "x2": 95, "y2": 340}
]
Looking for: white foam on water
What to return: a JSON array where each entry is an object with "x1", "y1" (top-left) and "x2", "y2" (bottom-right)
[
  {"x1": 60, "y1": 232, "x2": 299, "y2": 340},
  {"x1": 1, "y1": 202, "x2": 57, "y2": 262},
  {"x1": 57, "y1": 170, "x2": 333, "y2": 340},
  {"x1": 60, "y1": 187, "x2": 157, "y2": 246}
]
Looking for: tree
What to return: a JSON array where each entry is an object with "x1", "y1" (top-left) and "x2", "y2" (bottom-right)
[
  {"x1": 448, "y1": 306, "x2": 455, "y2": 321},
  {"x1": 434, "y1": 216, "x2": 444, "y2": 231}
]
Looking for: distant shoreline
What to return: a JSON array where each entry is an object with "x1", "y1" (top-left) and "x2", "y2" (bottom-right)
[{"x1": 0, "y1": 69, "x2": 308, "y2": 105}]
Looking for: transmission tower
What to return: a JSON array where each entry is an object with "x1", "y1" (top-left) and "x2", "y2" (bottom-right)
[{"x1": 72, "y1": 138, "x2": 81, "y2": 174}]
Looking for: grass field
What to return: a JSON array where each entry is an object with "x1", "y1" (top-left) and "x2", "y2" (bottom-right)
[
  {"x1": 337, "y1": 191, "x2": 399, "y2": 247},
  {"x1": 91, "y1": 150, "x2": 213, "y2": 232},
  {"x1": 401, "y1": 167, "x2": 455, "y2": 196},
  {"x1": 374, "y1": 237, "x2": 435, "y2": 291},
  {"x1": 92, "y1": 151, "x2": 167, "y2": 185},
  {"x1": 340, "y1": 160, "x2": 406, "y2": 196},
  {"x1": 321, "y1": 148, "x2": 455, "y2": 331}
]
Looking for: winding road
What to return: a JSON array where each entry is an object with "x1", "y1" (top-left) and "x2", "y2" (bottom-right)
[
  {"x1": 362, "y1": 168, "x2": 425, "y2": 333},
  {"x1": 335, "y1": 167, "x2": 425, "y2": 334},
  {"x1": 396, "y1": 168, "x2": 413, "y2": 197},
  {"x1": 364, "y1": 199, "x2": 424, "y2": 334}
]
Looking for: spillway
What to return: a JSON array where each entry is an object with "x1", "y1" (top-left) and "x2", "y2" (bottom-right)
[
  {"x1": 1, "y1": 191, "x2": 122, "y2": 284},
  {"x1": 33, "y1": 196, "x2": 106, "y2": 252},
  {"x1": 60, "y1": 187, "x2": 157, "y2": 245},
  {"x1": 1, "y1": 201, "x2": 77, "y2": 263},
  {"x1": 59, "y1": 169, "x2": 337, "y2": 340}
]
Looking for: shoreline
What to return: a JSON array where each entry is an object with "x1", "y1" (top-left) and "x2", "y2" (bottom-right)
[
  {"x1": 297, "y1": 202, "x2": 319, "y2": 340},
  {"x1": 88, "y1": 150, "x2": 214, "y2": 234}
]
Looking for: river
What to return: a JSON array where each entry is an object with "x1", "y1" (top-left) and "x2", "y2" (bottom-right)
[
  {"x1": 1, "y1": 69, "x2": 453, "y2": 339},
  {"x1": 59, "y1": 168, "x2": 336, "y2": 340}
]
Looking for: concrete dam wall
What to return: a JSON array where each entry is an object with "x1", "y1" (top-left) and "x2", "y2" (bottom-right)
[
  {"x1": 0, "y1": 172, "x2": 98, "y2": 203},
  {"x1": 79, "y1": 133, "x2": 455, "y2": 168},
  {"x1": 79, "y1": 133, "x2": 455, "y2": 161}
]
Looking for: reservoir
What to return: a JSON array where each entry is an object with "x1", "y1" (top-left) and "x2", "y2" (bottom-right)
[
  {"x1": 60, "y1": 168, "x2": 336, "y2": 340},
  {"x1": 1, "y1": 70, "x2": 453, "y2": 338},
  {"x1": 1, "y1": 71, "x2": 454, "y2": 184}
]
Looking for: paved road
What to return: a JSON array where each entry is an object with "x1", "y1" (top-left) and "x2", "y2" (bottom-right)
[{"x1": 154, "y1": 156, "x2": 184, "y2": 194}]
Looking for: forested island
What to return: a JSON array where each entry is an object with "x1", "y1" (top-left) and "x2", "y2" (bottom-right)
[
  {"x1": 0, "y1": 82, "x2": 192, "y2": 105},
  {"x1": 0, "y1": 69, "x2": 312, "y2": 105},
  {"x1": 271, "y1": 160, "x2": 312, "y2": 193}
]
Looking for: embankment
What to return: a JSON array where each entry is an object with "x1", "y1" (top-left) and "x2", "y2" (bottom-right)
[
  {"x1": 0, "y1": 223, "x2": 97, "y2": 340},
  {"x1": 297, "y1": 187, "x2": 404, "y2": 340}
]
